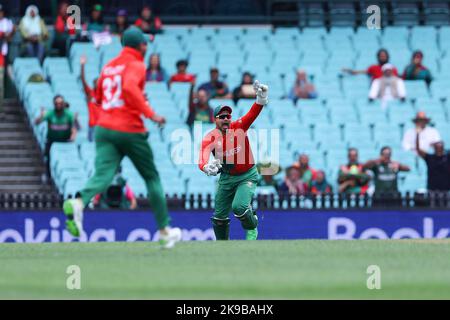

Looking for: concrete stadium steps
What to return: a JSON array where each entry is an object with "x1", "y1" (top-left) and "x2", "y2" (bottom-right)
[{"x1": 0, "y1": 99, "x2": 58, "y2": 194}]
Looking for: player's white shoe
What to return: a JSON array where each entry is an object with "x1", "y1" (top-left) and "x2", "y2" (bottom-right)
[
  {"x1": 159, "y1": 227, "x2": 182, "y2": 249},
  {"x1": 63, "y1": 198, "x2": 84, "y2": 237}
]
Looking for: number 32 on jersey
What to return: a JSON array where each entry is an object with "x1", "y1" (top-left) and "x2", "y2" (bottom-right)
[{"x1": 102, "y1": 75, "x2": 124, "y2": 110}]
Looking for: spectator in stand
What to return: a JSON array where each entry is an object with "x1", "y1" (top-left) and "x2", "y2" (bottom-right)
[
  {"x1": 402, "y1": 111, "x2": 441, "y2": 154},
  {"x1": 363, "y1": 146, "x2": 410, "y2": 196},
  {"x1": 93, "y1": 167, "x2": 138, "y2": 209},
  {"x1": 416, "y1": 136, "x2": 449, "y2": 192},
  {"x1": 52, "y1": 1, "x2": 76, "y2": 56},
  {"x1": 338, "y1": 148, "x2": 370, "y2": 194},
  {"x1": 135, "y1": 5, "x2": 162, "y2": 36},
  {"x1": 288, "y1": 69, "x2": 317, "y2": 102},
  {"x1": 0, "y1": 5, "x2": 15, "y2": 67},
  {"x1": 232, "y1": 72, "x2": 255, "y2": 104},
  {"x1": 368, "y1": 63, "x2": 406, "y2": 103},
  {"x1": 34, "y1": 95, "x2": 77, "y2": 178},
  {"x1": 292, "y1": 153, "x2": 317, "y2": 185},
  {"x1": 343, "y1": 48, "x2": 398, "y2": 81},
  {"x1": 110, "y1": 9, "x2": 129, "y2": 37},
  {"x1": 279, "y1": 166, "x2": 308, "y2": 195},
  {"x1": 19, "y1": 5, "x2": 48, "y2": 63},
  {"x1": 169, "y1": 59, "x2": 195, "y2": 86},
  {"x1": 80, "y1": 55, "x2": 100, "y2": 142},
  {"x1": 198, "y1": 67, "x2": 230, "y2": 99},
  {"x1": 87, "y1": 4, "x2": 106, "y2": 33},
  {"x1": 256, "y1": 162, "x2": 281, "y2": 190},
  {"x1": 146, "y1": 53, "x2": 167, "y2": 82},
  {"x1": 309, "y1": 170, "x2": 332, "y2": 195},
  {"x1": 187, "y1": 88, "x2": 214, "y2": 128},
  {"x1": 402, "y1": 50, "x2": 433, "y2": 86}
]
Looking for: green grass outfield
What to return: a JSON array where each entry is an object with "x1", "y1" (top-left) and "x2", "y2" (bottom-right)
[{"x1": 1, "y1": 240, "x2": 450, "y2": 299}]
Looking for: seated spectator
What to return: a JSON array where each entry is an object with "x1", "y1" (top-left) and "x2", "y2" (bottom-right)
[
  {"x1": 146, "y1": 53, "x2": 167, "y2": 82},
  {"x1": 87, "y1": 4, "x2": 106, "y2": 33},
  {"x1": 198, "y1": 67, "x2": 231, "y2": 99},
  {"x1": 338, "y1": 148, "x2": 370, "y2": 194},
  {"x1": 363, "y1": 146, "x2": 410, "y2": 196},
  {"x1": 309, "y1": 170, "x2": 333, "y2": 195},
  {"x1": 292, "y1": 154, "x2": 317, "y2": 185},
  {"x1": 187, "y1": 89, "x2": 214, "y2": 128},
  {"x1": 34, "y1": 95, "x2": 77, "y2": 178},
  {"x1": 80, "y1": 56, "x2": 100, "y2": 142},
  {"x1": 19, "y1": 5, "x2": 48, "y2": 63},
  {"x1": 368, "y1": 63, "x2": 406, "y2": 103},
  {"x1": 288, "y1": 69, "x2": 317, "y2": 102},
  {"x1": 402, "y1": 51, "x2": 433, "y2": 86},
  {"x1": 110, "y1": 9, "x2": 129, "y2": 37},
  {"x1": 279, "y1": 166, "x2": 308, "y2": 195},
  {"x1": 343, "y1": 48, "x2": 398, "y2": 81},
  {"x1": 93, "y1": 167, "x2": 138, "y2": 209},
  {"x1": 169, "y1": 60, "x2": 195, "y2": 85},
  {"x1": 0, "y1": 5, "x2": 14, "y2": 67},
  {"x1": 416, "y1": 135, "x2": 449, "y2": 192},
  {"x1": 52, "y1": 1, "x2": 76, "y2": 57},
  {"x1": 134, "y1": 5, "x2": 162, "y2": 36},
  {"x1": 402, "y1": 111, "x2": 441, "y2": 154},
  {"x1": 232, "y1": 72, "x2": 255, "y2": 104}
]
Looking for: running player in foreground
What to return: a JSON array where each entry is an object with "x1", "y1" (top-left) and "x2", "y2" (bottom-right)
[
  {"x1": 63, "y1": 26, "x2": 181, "y2": 249},
  {"x1": 198, "y1": 80, "x2": 269, "y2": 240}
]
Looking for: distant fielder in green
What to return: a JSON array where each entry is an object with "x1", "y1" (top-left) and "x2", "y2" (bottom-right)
[{"x1": 198, "y1": 80, "x2": 269, "y2": 240}]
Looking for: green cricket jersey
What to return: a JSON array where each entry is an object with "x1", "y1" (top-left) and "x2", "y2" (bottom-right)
[
  {"x1": 43, "y1": 109, "x2": 74, "y2": 142},
  {"x1": 372, "y1": 163, "x2": 399, "y2": 194}
]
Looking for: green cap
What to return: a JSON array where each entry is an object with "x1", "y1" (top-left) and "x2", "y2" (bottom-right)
[
  {"x1": 122, "y1": 26, "x2": 147, "y2": 49},
  {"x1": 213, "y1": 105, "x2": 232, "y2": 117}
]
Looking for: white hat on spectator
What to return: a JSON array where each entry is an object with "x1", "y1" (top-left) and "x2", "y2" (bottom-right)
[{"x1": 381, "y1": 63, "x2": 394, "y2": 71}]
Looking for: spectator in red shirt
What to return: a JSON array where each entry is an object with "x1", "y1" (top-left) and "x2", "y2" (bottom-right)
[
  {"x1": 169, "y1": 59, "x2": 196, "y2": 86},
  {"x1": 52, "y1": 1, "x2": 75, "y2": 56},
  {"x1": 80, "y1": 55, "x2": 100, "y2": 142},
  {"x1": 134, "y1": 5, "x2": 162, "y2": 35},
  {"x1": 342, "y1": 48, "x2": 398, "y2": 81}
]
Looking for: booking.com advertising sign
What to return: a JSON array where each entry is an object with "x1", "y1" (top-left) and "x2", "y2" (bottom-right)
[{"x1": 0, "y1": 210, "x2": 449, "y2": 243}]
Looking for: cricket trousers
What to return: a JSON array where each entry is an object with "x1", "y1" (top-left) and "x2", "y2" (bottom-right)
[
  {"x1": 79, "y1": 126, "x2": 171, "y2": 229},
  {"x1": 214, "y1": 166, "x2": 259, "y2": 220}
]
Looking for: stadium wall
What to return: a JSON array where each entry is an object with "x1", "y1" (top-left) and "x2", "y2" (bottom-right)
[{"x1": 0, "y1": 210, "x2": 449, "y2": 243}]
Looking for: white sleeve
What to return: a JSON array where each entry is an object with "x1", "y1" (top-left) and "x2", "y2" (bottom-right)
[
  {"x1": 368, "y1": 79, "x2": 380, "y2": 99},
  {"x1": 397, "y1": 79, "x2": 406, "y2": 98},
  {"x1": 432, "y1": 128, "x2": 442, "y2": 142}
]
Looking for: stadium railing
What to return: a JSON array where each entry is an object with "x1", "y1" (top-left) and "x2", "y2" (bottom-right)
[{"x1": 1, "y1": 192, "x2": 449, "y2": 210}]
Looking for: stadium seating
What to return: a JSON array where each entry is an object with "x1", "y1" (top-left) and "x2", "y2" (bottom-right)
[{"x1": 14, "y1": 25, "x2": 449, "y2": 198}]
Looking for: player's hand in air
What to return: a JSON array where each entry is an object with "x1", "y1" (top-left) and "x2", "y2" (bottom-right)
[{"x1": 253, "y1": 80, "x2": 269, "y2": 105}]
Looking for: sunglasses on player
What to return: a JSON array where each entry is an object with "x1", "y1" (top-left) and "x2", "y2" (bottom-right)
[{"x1": 216, "y1": 114, "x2": 231, "y2": 120}]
